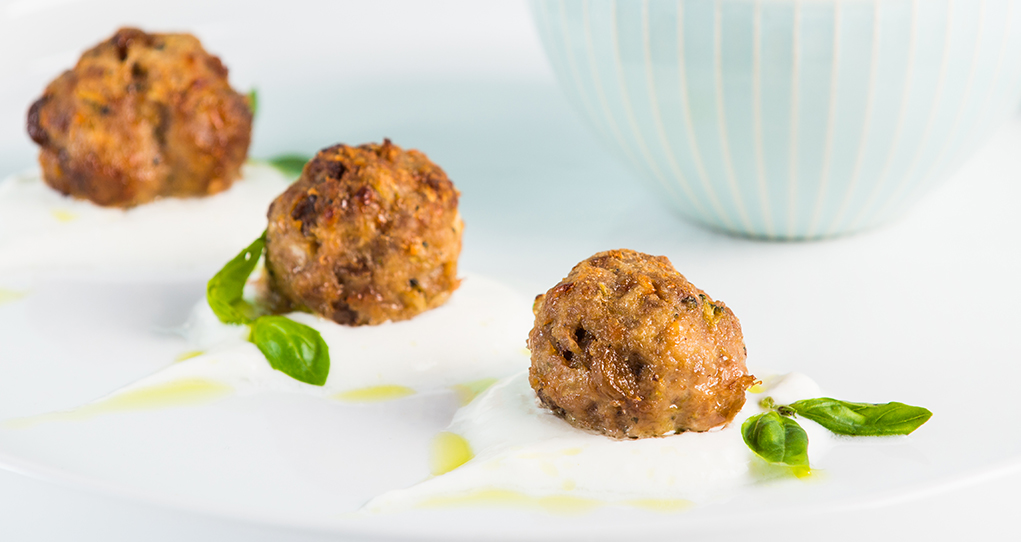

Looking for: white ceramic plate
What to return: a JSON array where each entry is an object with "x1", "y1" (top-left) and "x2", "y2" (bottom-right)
[
  {"x1": 1, "y1": 1, "x2": 1020, "y2": 540},
  {"x1": 3, "y1": 115, "x2": 1021, "y2": 539}
]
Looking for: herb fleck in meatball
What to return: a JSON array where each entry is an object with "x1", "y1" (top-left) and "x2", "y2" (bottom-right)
[
  {"x1": 265, "y1": 140, "x2": 462, "y2": 326},
  {"x1": 528, "y1": 249, "x2": 756, "y2": 439},
  {"x1": 26, "y1": 27, "x2": 252, "y2": 207}
]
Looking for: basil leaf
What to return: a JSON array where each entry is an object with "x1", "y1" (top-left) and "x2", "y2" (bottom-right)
[
  {"x1": 246, "y1": 88, "x2": 258, "y2": 117},
  {"x1": 206, "y1": 234, "x2": 265, "y2": 325},
  {"x1": 250, "y1": 316, "x2": 330, "y2": 386},
  {"x1": 267, "y1": 154, "x2": 310, "y2": 179},
  {"x1": 789, "y1": 398, "x2": 932, "y2": 436},
  {"x1": 742, "y1": 411, "x2": 809, "y2": 467}
]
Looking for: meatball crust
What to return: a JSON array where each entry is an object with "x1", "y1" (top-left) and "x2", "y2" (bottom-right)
[
  {"x1": 528, "y1": 249, "x2": 756, "y2": 439},
  {"x1": 26, "y1": 27, "x2": 252, "y2": 207},
  {"x1": 265, "y1": 139, "x2": 462, "y2": 326}
]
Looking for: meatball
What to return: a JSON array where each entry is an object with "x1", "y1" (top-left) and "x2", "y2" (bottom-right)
[
  {"x1": 265, "y1": 139, "x2": 462, "y2": 326},
  {"x1": 26, "y1": 27, "x2": 252, "y2": 207},
  {"x1": 528, "y1": 249, "x2": 756, "y2": 439}
]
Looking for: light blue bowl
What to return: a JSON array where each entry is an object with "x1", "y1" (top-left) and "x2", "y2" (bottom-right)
[{"x1": 533, "y1": 0, "x2": 1021, "y2": 239}]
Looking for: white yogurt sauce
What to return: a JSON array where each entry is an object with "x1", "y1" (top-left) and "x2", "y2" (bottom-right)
[
  {"x1": 362, "y1": 371, "x2": 836, "y2": 512},
  {"x1": 0, "y1": 164, "x2": 534, "y2": 404},
  {"x1": 0, "y1": 163, "x2": 287, "y2": 275},
  {"x1": 1, "y1": 166, "x2": 837, "y2": 508},
  {"x1": 59, "y1": 273, "x2": 534, "y2": 406}
]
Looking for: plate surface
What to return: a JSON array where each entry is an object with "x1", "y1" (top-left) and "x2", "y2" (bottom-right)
[{"x1": 1, "y1": 1, "x2": 1020, "y2": 540}]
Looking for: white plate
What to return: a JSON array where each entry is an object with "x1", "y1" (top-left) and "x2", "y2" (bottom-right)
[
  {"x1": 1, "y1": 1, "x2": 1020, "y2": 540},
  {"x1": 3, "y1": 120, "x2": 1021, "y2": 539}
]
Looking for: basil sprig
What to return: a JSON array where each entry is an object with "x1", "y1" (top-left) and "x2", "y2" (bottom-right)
[
  {"x1": 267, "y1": 154, "x2": 311, "y2": 179},
  {"x1": 788, "y1": 398, "x2": 932, "y2": 437},
  {"x1": 250, "y1": 316, "x2": 330, "y2": 386},
  {"x1": 207, "y1": 233, "x2": 264, "y2": 325},
  {"x1": 206, "y1": 235, "x2": 331, "y2": 386},
  {"x1": 742, "y1": 411, "x2": 808, "y2": 467},
  {"x1": 743, "y1": 395, "x2": 931, "y2": 468}
]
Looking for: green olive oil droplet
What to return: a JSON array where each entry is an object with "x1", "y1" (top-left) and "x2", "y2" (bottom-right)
[
  {"x1": 89, "y1": 379, "x2": 231, "y2": 412},
  {"x1": 792, "y1": 465, "x2": 814, "y2": 479},
  {"x1": 451, "y1": 378, "x2": 498, "y2": 405},
  {"x1": 174, "y1": 350, "x2": 205, "y2": 362},
  {"x1": 535, "y1": 494, "x2": 601, "y2": 515},
  {"x1": 333, "y1": 385, "x2": 415, "y2": 403},
  {"x1": 4, "y1": 379, "x2": 232, "y2": 428},
  {"x1": 417, "y1": 488, "x2": 600, "y2": 515},
  {"x1": 0, "y1": 289, "x2": 26, "y2": 306},
  {"x1": 418, "y1": 488, "x2": 529, "y2": 509},
  {"x1": 625, "y1": 498, "x2": 694, "y2": 513},
  {"x1": 50, "y1": 209, "x2": 77, "y2": 222},
  {"x1": 430, "y1": 431, "x2": 473, "y2": 475}
]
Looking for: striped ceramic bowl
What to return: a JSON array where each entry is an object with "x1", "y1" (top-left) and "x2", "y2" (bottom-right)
[{"x1": 533, "y1": 0, "x2": 1021, "y2": 239}]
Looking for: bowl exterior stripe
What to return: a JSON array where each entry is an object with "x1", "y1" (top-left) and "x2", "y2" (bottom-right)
[{"x1": 533, "y1": 0, "x2": 1021, "y2": 239}]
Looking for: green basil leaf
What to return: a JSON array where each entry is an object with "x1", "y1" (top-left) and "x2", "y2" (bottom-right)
[
  {"x1": 789, "y1": 398, "x2": 932, "y2": 436},
  {"x1": 267, "y1": 154, "x2": 310, "y2": 179},
  {"x1": 742, "y1": 411, "x2": 809, "y2": 467},
  {"x1": 250, "y1": 316, "x2": 330, "y2": 386},
  {"x1": 206, "y1": 234, "x2": 265, "y2": 325},
  {"x1": 246, "y1": 88, "x2": 258, "y2": 117}
]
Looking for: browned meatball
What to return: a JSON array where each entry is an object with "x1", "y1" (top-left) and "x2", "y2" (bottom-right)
[
  {"x1": 26, "y1": 27, "x2": 252, "y2": 207},
  {"x1": 265, "y1": 140, "x2": 462, "y2": 326},
  {"x1": 528, "y1": 249, "x2": 756, "y2": 439}
]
